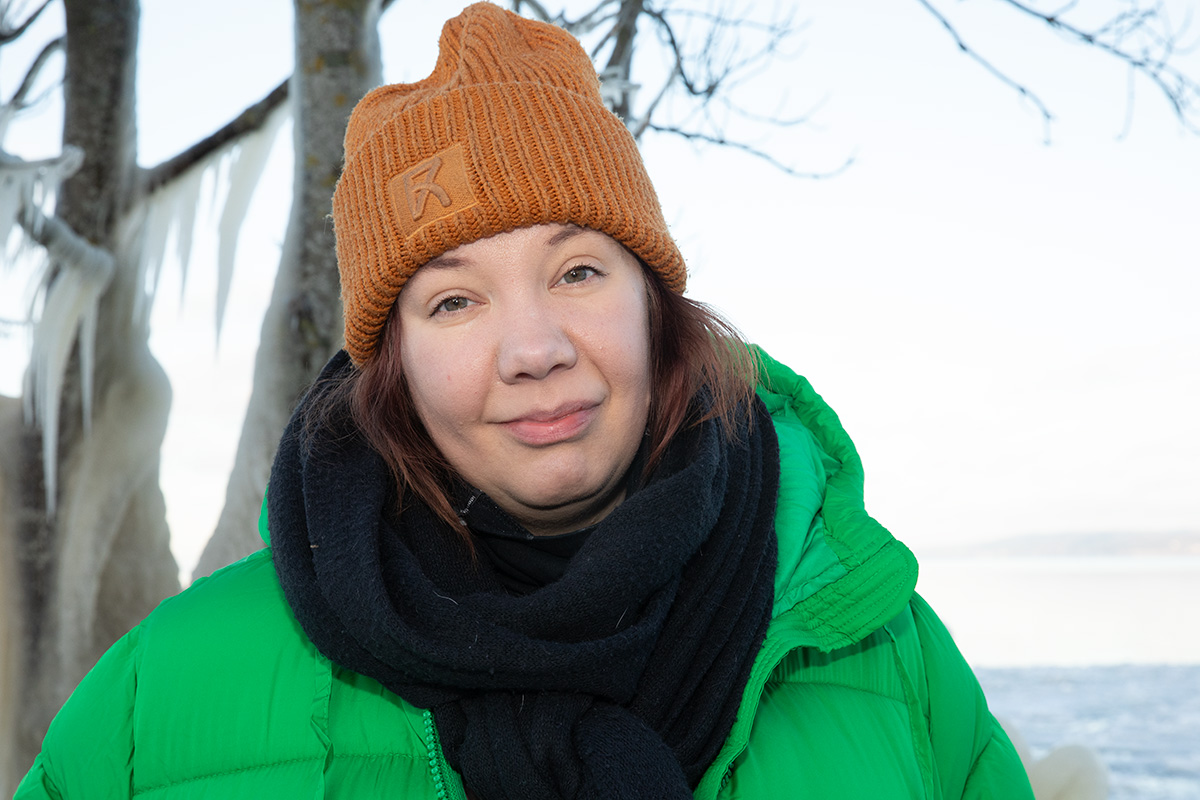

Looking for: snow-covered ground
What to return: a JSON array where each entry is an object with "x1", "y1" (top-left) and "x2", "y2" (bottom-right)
[{"x1": 980, "y1": 665, "x2": 1200, "y2": 800}]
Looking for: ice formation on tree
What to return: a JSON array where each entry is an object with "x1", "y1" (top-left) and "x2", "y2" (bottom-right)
[
  {"x1": 132, "y1": 163, "x2": 205, "y2": 329},
  {"x1": 21, "y1": 215, "x2": 114, "y2": 516},
  {"x1": 0, "y1": 146, "x2": 87, "y2": 517},
  {"x1": 4, "y1": 96, "x2": 290, "y2": 516},
  {"x1": 215, "y1": 102, "x2": 287, "y2": 342},
  {"x1": 130, "y1": 101, "x2": 288, "y2": 340},
  {"x1": 597, "y1": 65, "x2": 641, "y2": 112},
  {"x1": 0, "y1": 147, "x2": 83, "y2": 261}
]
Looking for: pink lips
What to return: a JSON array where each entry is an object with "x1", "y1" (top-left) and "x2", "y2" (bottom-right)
[{"x1": 501, "y1": 402, "x2": 598, "y2": 446}]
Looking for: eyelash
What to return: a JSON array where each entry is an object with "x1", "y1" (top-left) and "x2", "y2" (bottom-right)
[
  {"x1": 559, "y1": 264, "x2": 603, "y2": 284},
  {"x1": 431, "y1": 296, "x2": 473, "y2": 317},
  {"x1": 427, "y1": 263, "x2": 605, "y2": 317}
]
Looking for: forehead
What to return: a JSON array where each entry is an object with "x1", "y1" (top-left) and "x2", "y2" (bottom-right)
[{"x1": 418, "y1": 223, "x2": 591, "y2": 273}]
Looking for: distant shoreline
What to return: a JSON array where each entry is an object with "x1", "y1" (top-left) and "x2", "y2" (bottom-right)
[{"x1": 914, "y1": 547, "x2": 1200, "y2": 666}]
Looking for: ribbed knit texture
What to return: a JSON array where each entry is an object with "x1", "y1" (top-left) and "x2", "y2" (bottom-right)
[
  {"x1": 333, "y1": 2, "x2": 687, "y2": 365},
  {"x1": 270, "y1": 352, "x2": 781, "y2": 800}
]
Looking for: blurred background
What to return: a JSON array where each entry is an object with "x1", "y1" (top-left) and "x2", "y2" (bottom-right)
[{"x1": 2, "y1": 1, "x2": 1198, "y2": 795}]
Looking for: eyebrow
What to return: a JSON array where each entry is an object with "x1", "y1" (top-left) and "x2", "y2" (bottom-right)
[
  {"x1": 421, "y1": 224, "x2": 588, "y2": 271},
  {"x1": 420, "y1": 252, "x2": 469, "y2": 271},
  {"x1": 544, "y1": 223, "x2": 586, "y2": 249}
]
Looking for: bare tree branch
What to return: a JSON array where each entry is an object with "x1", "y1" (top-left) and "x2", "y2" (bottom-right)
[
  {"x1": 642, "y1": 7, "x2": 717, "y2": 100},
  {"x1": 649, "y1": 14, "x2": 811, "y2": 129},
  {"x1": 914, "y1": 0, "x2": 1055, "y2": 142},
  {"x1": 521, "y1": 1, "x2": 826, "y2": 177},
  {"x1": 18, "y1": 208, "x2": 113, "y2": 282},
  {"x1": 0, "y1": 0, "x2": 53, "y2": 45},
  {"x1": 602, "y1": 0, "x2": 643, "y2": 119},
  {"x1": 0, "y1": 146, "x2": 80, "y2": 176},
  {"x1": 998, "y1": 0, "x2": 1200, "y2": 134},
  {"x1": 915, "y1": 0, "x2": 1200, "y2": 138},
  {"x1": 135, "y1": 78, "x2": 289, "y2": 202},
  {"x1": 646, "y1": 122, "x2": 855, "y2": 179},
  {"x1": 512, "y1": 0, "x2": 555, "y2": 21},
  {"x1": 647, "y1": 5, "x2": 799, "y2": 98},
  {"x1": 628, "y1": 59, "x2": 679, "y2": 139},
  {"x1": 137, "y1": 0, "x2": 402, "y2": 203},
  {"x1": 15, "y1": 203, "x2": 115, "y2": 419},
  {"x1": 516, "y1": 0, "x2": 618, "y2": 40},
  {"x1": 7, "y1": 35, "x2": 63, "y2": 109}
]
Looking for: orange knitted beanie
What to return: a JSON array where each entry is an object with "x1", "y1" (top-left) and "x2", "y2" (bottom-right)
[{"x1": 332, "y1": 2, "x2": 686, "y2": 366}]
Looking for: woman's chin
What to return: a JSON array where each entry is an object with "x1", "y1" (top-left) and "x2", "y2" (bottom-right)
[{"x1": 495, "y1": 480, "x2": 628, "y2": 537}]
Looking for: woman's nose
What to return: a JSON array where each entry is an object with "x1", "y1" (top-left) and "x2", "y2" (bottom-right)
[{"x1": 496, "y1": 305, "x2": 577, "y2": 382}]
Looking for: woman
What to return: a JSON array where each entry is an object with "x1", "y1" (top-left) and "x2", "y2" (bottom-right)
[{"x1": 17, "y1": 4, "x2": 1034, "y2": 798}]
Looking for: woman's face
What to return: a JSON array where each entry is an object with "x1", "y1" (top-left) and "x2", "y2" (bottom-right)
[{"x1": 397, "y1": 224, "x2": 653, "y2": 536}]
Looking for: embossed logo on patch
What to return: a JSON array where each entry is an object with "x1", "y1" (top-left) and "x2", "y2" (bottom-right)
[
  {"x1": 388, "y1": 143, "x2": 478, "y2": 238},
  {"x1": 403, "y1": 158, "x2": 451, "y2": 220}
]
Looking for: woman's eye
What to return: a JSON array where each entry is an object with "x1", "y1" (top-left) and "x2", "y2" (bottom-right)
[
  {"x1": 559, "y1": 266, "x2": 598, "y2": 285},
  {"x1": 434, "y1": 296, "x2": 473, "y2": 315}
]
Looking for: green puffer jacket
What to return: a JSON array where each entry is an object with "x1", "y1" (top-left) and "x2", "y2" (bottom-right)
[{"x1": 16, "y1": 350, "x2": 1034, "y2": 799}]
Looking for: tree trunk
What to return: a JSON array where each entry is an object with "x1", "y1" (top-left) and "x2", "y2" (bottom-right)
[
  {"x1": 195, "y1": 0, "x2": 383, "y2": 577},
  {"x1": 0, "y1": 397, "x2": 24, "y2": 790},
  {"x1": 3, "y1": 0, "x2": 180, "y2": 783}
]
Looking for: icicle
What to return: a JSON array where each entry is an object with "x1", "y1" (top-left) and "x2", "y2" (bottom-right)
[
  {"x1": 172, "y1": 163, "x2": 204, "y2": 301},
  {"x1": 0, "y1": 164, "x2": 26, "y2": 251},
  {"x1": 214, "y1": 102, "x2": 288, "y2": 342},
  {"x1": 24, "y1": 216, "x2": 114, "y2": 516},
  {"x1": 0, "y1": 103, "x2": 17, "y2": 144},
  {"x1": 0, "y1": 147, "x2": 84, "y2": 253},
  {"x1": 132, "y1": 198, "x2": 168, "y2": 327},
  {"x1": 78, "y1": 293, "x2": 97, "y2": 434},
  {"x1": 124, "y1": 99, "x2": 289, "y2": 338},
  {"x1": 29, "y1": 271, "x2": 85, "y2": 514},
  {"x1": 130, "y1": 147, "x2": 213, "y2": 328},
  {"x1": 2, "y1": 147, "x2": 90, "y2": 514}
]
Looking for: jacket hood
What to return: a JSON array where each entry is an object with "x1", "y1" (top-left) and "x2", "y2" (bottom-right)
[{"x1": 752, "y1": 346, "x2": 917, "y2": 652}]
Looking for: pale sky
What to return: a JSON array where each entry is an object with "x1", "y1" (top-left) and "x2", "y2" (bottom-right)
[{"x1": 2, "y1": 0, "x2": 1198, "y2": 583}]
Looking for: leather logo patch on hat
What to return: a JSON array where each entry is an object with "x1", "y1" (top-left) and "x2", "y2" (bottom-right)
[{"x1": 388, "y1": 142, "x2": 479, "y2": 238}]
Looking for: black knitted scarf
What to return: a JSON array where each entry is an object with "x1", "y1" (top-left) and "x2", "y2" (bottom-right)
[{"x1": 271, "y1": 352, "x2": 779, "y2": 800}]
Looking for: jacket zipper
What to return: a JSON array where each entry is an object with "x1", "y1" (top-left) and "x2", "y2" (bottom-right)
[
  {"x1": 696, "y1": 619, "x2": 817, "y2": 799},
  {"x1": 422, "y1": 708, "x2": 467, "y2": 800}
]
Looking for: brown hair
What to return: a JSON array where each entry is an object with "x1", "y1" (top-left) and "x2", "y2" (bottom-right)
[{"x1": 339, "y1": 265, "x2": 759, "y2": 536}]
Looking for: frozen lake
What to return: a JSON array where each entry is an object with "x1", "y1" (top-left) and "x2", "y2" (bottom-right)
[
  {"x1": 980, "y1": 665, "x2": 1200, "y2": 800},
  {"x1": 917, "y1": 556, "x2": 1200, "y2": 798}
]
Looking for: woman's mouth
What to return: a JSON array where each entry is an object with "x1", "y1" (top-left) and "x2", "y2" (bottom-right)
[{"x1": 501, "y1": 403, "x2": 598, "y2": 446}]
